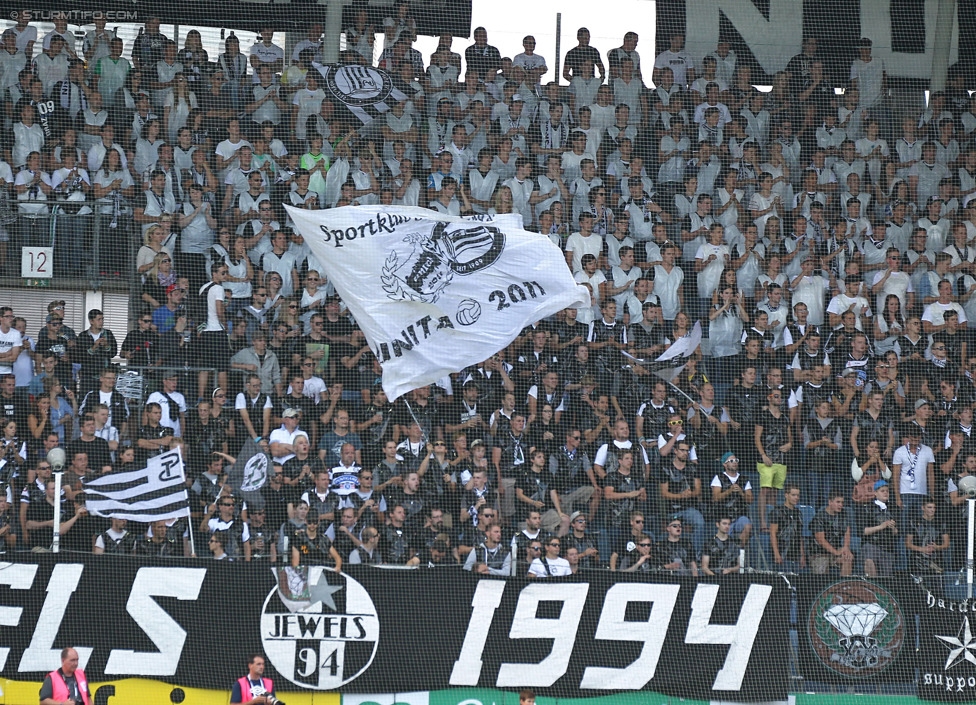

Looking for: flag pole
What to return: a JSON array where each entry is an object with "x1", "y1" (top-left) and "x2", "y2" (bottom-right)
[
  {"x1": 188, "y1": 512, "x2": 198, "y2": 558},
  {"x1": 52, "y1": 471, "x2": 62, "y2": 553},
  {"x1": 178, "y1": 446, "x2": 198, "y2": 559}
]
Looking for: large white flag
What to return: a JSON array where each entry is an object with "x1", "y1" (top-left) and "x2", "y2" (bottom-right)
[
  {"x1": 287, "y1": 206, "x2": 590, "y2": 401},
  {"x1": 83, "y1": 448, "x2": 191, "y2": 522}
]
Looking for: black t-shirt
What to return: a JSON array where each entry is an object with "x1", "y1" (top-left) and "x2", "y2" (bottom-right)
[
  {"x1": 612, "y1": 530, "x2": 652, "y2": 567},
  {"x1": 385, "y1": 488, "x2": 426, "y2": 529},
  {"x1": 808, "y1": 508, "x2": 850, "y2": 554},
  {"x1": 908, "y1": 516, "x2": 948, "y2": 573},
  {"x1": 657, "y1": 461, "x2": 697, "y2": 512},
  {"x1": 703, "y1": 534, "x2": 739, "y2": 571},
  {"x1": 565, "y1": 45, "x2": 603, "y2": 77},
  {"x1": 655, "y1": 537, "x2": 697, "y2": 572},
  {"x1": 565, "y1": 530, "x2": 600, "y2": 568},
  {"x1": 321, "y1": 315, "x2": 354, "y2": 342},
  {"x1": 604, "y1": 470, "x2": 643, "y2": 527},
  {"x1": 282, "y1": 455, "x2": 325, "y2": 505},
  {"x1": 859, "y1": 501, "x2": 899, "y2": 552},
  {"x1": 379, "y1": 522, "x2": 415, "y2": 564},
  {"x1": 757, "y1": 409, "x2": 790, "y2": 464},
  {"x1": 134, "y1": 536, "x2": 183, "y2": 557},
  {"x1": 516, "y1": 468, "x2": 554, "y2": 517},
  {"x1": 769, "y1": 505, "x2": 804, "y2": 560},
  {"x1": 292, "y1": 530, "x2": 336, "y2": 565},
  {"x1": 38, "y1": 669, "x2": 87, "y2": 703},
  {"x1": 136, "y1": 423, "x2": 173, "y2": 465},
  {"x1": 67, "y1": 436, "x2": 112, "y2": 473}
]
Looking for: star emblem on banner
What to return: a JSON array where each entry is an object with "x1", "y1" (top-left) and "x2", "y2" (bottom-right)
[
  {"x1": 936, "y1": 616, "x2": 976, "y2": 670},
  {"x1": 305, "y1": 572, "x2": 344, "y2": 612}
]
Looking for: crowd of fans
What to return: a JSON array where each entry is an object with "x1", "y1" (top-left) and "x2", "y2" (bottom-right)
[{"x1": 0, "y1": 6, "x2": 975, "y2": 581}]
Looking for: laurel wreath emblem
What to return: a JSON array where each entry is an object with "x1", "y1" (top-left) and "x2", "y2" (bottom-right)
[{"x1": 381, "y1": 250, "x2": 410, "y2": 300}]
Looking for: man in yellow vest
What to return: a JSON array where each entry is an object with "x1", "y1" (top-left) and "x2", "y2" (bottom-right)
[{"x1": 39, "y1": 647, "x2": 90, "y2": 705}]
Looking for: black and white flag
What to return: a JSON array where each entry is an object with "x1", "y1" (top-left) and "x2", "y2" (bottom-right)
[
  {"x1": 287, "y1": 206, "x2": 589, "y2": 401},
  {"x1": 313, "y1": 64, "x2": 405, "y2": 125},
  {"x1": 83, "y1": 448, "x2": 191, "y2": 522}
]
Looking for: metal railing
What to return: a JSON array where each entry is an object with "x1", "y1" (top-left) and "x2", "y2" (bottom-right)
[{"x1": 5, "y1": 200, "x2": 138, "y2": 291}]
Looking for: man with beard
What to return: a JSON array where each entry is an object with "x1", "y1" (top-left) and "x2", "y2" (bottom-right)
[
  {"x1": 510, "y1": 509, "x2": 550, "y2": 576},
  {"x1": 463, "y1": 522, "x2": 512, "y2": 575}
]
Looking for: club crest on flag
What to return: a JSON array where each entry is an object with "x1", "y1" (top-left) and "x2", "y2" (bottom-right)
[
  {"x1": 381, "y1": 221, "x2": 505, "y2": 303},
  {"x1": 326, "y1": 65, "x2": 394, "y2": 106}
]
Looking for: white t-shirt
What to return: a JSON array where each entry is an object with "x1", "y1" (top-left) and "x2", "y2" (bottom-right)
[
  {"x1": 146, "y1": 390, "x2": 187, "y2": 437},
  {"x1": 565, "y1": 232, "x2": 603, "y2": 274},
  {"x1": 892, "y1": 443, "x2": 936, "y2": 496},
  {"x1": 269, "y1": 426, "x2": 301, "y2": 463},
  {"x1": 203, "y1": 281, "x2": 226, "y2": 332},
  {"x1": 528, "y1": 555, "x2": 572, "y2": 577},
  {"x1": 0, "y1": 327, "x2": 24, "y2": 375}
]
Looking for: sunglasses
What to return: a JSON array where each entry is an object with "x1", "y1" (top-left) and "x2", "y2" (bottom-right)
[
  {"x1": 668, "y1": 420, "x2": 682, "y2": 426},
  {"x1": 141, "y1": 318, "x2": 152, "y2": 323},
  {"x1": 638, "y1": 542, "x2": 652, "y2": 547}
]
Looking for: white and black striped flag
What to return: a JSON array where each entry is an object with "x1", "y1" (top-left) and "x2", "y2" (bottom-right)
[
  {"x1": 83, "y1": 448, "x2": 191, "y2": 522},
  {"x1": 313, "y1": 63, "x2": 405, "y2": 125}
]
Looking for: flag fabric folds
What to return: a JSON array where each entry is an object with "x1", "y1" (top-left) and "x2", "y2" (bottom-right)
[
  {"x1": 312, "y1": 63, "x2": 406, "y2": 125},
  {"x1": 226, "y1": 437, "x2": 271, "y2": 494},
  {"x1": 286, "y1": 206, "x2": 590, "y2": 401},
  {"x1": 83, "y1": 448, "x2": 191, "y2": 522}
]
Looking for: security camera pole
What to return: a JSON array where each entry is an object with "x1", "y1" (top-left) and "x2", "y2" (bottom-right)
[
  {"x1": 47, "y1": 448, "x2": 66, "y2": 554},
  {"x1": 52, "y1": 471, "x2": 62, "y2": 553}
]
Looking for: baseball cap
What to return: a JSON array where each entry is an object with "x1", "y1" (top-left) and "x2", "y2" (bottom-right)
[
  {"x1": 163, "y1": 370, "x2": 179, "y2": 379},
  {"x1": 874, "y1": 479, "x2": 888, "y2": 490},
  {"x1": 569, "y1": 511, "x2": 584, "y2": 522},
  {"x1": 914, "y1": 398, "x2": 931, "y2": 410},
  {"x1": 470, "y1": 439, "x2": 484, "y2": 448},
  {"x1": 45, "y1": 314, "x2": 63, "y2": 324},
  {"x1": 512, "y1": 94, "x2": 524, "y2": 103},
  {"x1": 166, "y1": 284, "x2": 180, "y2": 295},
  {"x1": 721, "y1": 451, "x2": 736, "y2": 464},
  {"x1": 282, "y1": 408, "x2": 301, "y2": 418}
]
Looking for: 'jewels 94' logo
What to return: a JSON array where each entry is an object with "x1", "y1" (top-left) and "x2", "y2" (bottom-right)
[{"x1": 262, "y1": 566, "x2": 379, "y2": 689}]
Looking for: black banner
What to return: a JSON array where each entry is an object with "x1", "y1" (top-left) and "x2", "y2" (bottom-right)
[
  {"x1": 19, "y1": 0, "x2": 473, "y2": 36},
  {"x1": 918, "y1": 585, "x2": 976, "y2": 701},
  {"x1": 796, "y1": 577, "x2": 916, "y2": 685},
  {"x1": 0, "y1": 554, "x2": 789, "y2": 701},
  {"x1": 655, "y1": 0, "x2": 976, "y2": 83}
]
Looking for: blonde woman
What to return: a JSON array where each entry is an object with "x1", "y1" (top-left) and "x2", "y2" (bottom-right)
[{"x1": 136, "y1": 224, "x2": 173, "y2": 275}]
